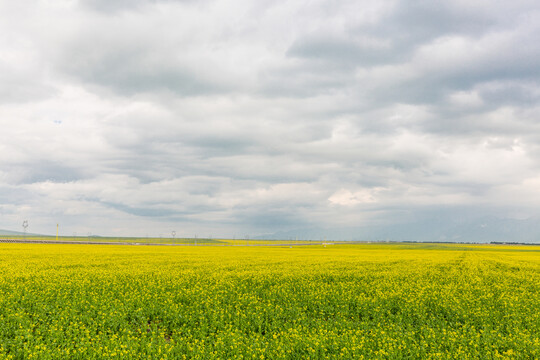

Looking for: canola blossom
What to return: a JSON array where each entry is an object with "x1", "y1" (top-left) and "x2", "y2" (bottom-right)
[{"x1": 0, "y1": 243, "x2": 539, "y2": 359}]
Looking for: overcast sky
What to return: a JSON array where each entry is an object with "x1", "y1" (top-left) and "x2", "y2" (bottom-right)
[{"x1": 1, "y1": 0, "x2": 540, "y2": 238}]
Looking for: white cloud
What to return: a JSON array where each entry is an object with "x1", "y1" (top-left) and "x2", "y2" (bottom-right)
[{"x1": 328, "y1": 188, "x2": 381, "y2": 206}]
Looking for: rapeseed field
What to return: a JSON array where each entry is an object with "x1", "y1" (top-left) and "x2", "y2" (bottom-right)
[{"x1": 0, "y1": 243, "x2": 538, "y2": 359}]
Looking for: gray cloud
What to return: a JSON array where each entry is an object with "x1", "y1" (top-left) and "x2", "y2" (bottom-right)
[
  {"x1": 57, "y1": 25, "x2": 227, "y2": 96},
  {"x1": 282, "y1": 1, "x2": 540, "y2": 106},
  {"x1": 1, "y1": 0, "x2": 540, "y2": 238}
]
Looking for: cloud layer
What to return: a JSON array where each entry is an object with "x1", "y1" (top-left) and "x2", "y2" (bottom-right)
[{"x1": 1, "y1": 0, "x2": 540, "y2": 238}]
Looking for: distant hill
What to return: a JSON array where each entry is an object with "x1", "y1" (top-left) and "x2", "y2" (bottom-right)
[
  {"x1": 0, "y1": 229, "x2": 25, "y2": 236},
  {"x1": 0, "y1": 229, "x2": 43, "y2": 236}
]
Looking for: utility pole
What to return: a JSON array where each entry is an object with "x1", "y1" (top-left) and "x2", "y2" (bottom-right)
[{"x1": 22, "y1": 220, "x2": 28, "y2": 240}]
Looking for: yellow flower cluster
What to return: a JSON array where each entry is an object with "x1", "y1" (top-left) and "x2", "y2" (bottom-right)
[{"x1": 0, "y1": 243, "x2": 538, "y2": 359}]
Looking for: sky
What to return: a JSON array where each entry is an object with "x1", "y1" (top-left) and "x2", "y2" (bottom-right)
[{"x1": 1, "y1": 0, "x2": 540, "y2": 239}]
